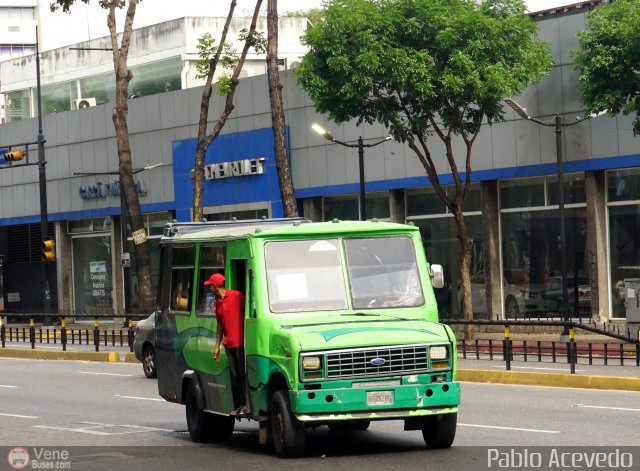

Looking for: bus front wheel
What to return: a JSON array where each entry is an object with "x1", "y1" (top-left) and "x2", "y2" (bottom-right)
[
  {"x1": 421, "y1": 413, "x2": 457, "y2": 449},
  {"x1": 271, "y1": 390, "x2": 305, "y2": 458}
]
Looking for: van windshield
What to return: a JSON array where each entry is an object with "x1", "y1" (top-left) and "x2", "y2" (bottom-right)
[{"x1": 265, "y1": 236, "x2": 424, "y2": 313}]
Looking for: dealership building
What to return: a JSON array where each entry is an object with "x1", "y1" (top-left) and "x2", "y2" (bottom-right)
[{"x1": 0, "y1": 2, "x2": 639, "y2": 326}]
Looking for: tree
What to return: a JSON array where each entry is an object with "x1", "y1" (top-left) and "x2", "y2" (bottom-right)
[
  {"x1": 192, "y1": 0, "x2": 266, "y2": 221},
  {"x1": 296, "y1": 0, "x2": 552, "y2": 329},
  {"x1": 267, "y1": 0, "x2": 298, "y2": 218},
  {"x1": 573, "y1": 0, "x2": 640, "y2": 135},
  {"x1": 51, "y1": 0, "x2": 155, "y2": 314},
  {"x1": 283, "y1": 7, "x2": 325, "y2": 25}
]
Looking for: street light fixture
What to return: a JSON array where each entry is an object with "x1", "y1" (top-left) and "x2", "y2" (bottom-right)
[
  {"x1": 312, "y1": 123, "x2": 391, "y2": 221},
  {"x1": 504, "y1": 98, "x2": 605, "y2": 331}
]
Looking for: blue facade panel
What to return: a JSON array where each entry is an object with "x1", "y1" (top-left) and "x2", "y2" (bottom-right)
[{"x1": 172, "y1": 127, "x2": 285, "y2": 221}]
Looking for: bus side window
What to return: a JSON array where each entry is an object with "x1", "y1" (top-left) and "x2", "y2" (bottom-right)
[
  {"x1": 197, "y1": 243, "x2": 226, "y2": 315},
  {"x1": 169, "y1": 245, "x2": 195, "y2": 314}
]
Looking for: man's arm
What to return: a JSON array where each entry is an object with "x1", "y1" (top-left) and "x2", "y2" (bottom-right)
[{"x1": 213, "y1": 323, "x2": 223, "y2": 361}]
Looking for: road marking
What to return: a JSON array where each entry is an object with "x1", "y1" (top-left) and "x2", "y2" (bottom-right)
[
  {"x1": 0, "y1": 413, "x2": 38, "y2": 419},
  {"x1": 573, "y1": 404, "x2": 640, "y2": 412},
  {"x1": 80, "y1": 421, "x2": 174, "y2": 432},
  {"x1": 459, "y1": 423, "x2": 560, "y2": 434},
  {"x1": 79, "y1": 371, "x2": 134, "y2": 377},
  {"x1": 33, "y1": 425, "x2": 111, "y2": 435},
  {"x1": 114, "y1": 394, "x2": 164, "y2": 402},
  {"x1": 488, "y1": 365, "x2": 586, "y2": 372},
  {"x1": 0, "y1": 385, "x2": 17, "y2": 388}
]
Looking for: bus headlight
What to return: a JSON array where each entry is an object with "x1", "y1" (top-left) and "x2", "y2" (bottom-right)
[
  {"x1": 302, "y1": 356, "x2": 322, "y2": 370},
  {"x1": 430, "y1": 346, "x2": 448, "y2": 360}
]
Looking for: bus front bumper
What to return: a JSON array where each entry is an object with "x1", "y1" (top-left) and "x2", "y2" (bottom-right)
[{"x1": 290, "y1": 381, "x2": 460, "y2": 422}]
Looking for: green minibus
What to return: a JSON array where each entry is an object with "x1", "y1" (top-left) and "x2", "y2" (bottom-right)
[{"x1": 155, "y1": 218, "x2": 459, "y2": 457}]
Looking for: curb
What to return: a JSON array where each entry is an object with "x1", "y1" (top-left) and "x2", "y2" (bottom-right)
[
  {"x1": 124, "y1": 352, "x2": 140, "y2": 363},
  {"x1": 458, "y1": 369, "x2": 640, "y2": 392},
  {"x1": 0, "y1": 348, "x2": 120, "y2": 362}
]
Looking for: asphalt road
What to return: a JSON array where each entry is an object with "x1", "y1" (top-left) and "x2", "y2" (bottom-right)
[{"x1": 0, "y1": 358, "x2": 639, "y2": 470}]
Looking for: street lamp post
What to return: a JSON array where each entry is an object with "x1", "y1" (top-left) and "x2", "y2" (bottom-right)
[
  {"x1": 504, "y1": 99, "x2": 604, "y2": 333},
  {"x1": 312, "y1": 124, "x2": 391, "y2": 221},
  {"x1": 35, "y1": 27, "x2": 52, "y2": 323}
]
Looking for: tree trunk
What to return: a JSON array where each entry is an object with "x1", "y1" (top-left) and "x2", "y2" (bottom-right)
[
  {"x1": 453, "y1": 206, "x2": 474, "y2": 340},
  {"x1": 109, "y1": 1, "x2": 154, "y2": 314},
  {"x1": 266, "y1": 0, "x2": 297, "y2": 218}
]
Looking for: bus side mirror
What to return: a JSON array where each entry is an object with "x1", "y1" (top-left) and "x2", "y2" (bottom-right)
[{"x1": 429, "y1": 264, "x2": 444, "y2": 289}]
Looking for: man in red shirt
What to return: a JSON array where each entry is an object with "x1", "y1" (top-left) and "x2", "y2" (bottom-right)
[{"x1": 204, "y1": 273, "x2": 248, "y2": 417}]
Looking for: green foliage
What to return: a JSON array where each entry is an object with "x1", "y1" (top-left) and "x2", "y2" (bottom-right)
[
  {"x1": 195, "y1": 29, "x2": 266, "y2": 96},
  {"x1": 283, "y1": 7, "x2": 325, "y2": 24},
  {"x1": 296, "y1": 0, "x2": 552, "y2": 143},
  {"x1": 573, "y1": 0, "x2": 640, "y2": 135},
  {"x1": 50, "y1": 0, "x2": 128, "y2": 13}
]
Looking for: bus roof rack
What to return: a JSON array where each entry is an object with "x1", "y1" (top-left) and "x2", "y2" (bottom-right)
[{"x1": 162, "y1": 217, "x2": 310, "y2": 238}]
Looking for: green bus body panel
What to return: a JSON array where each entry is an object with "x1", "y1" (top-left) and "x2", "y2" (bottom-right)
[{"x1": 156, "y1": 220, "x2": 459, "y2": 421}]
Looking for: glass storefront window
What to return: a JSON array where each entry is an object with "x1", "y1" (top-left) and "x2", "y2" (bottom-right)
[
  {"x1": 407, "y1": 188, "x2": 446, "y2": 216},
  {"x1": 80, "y1": 72, "x2": 116, "y2": 106},
  {"x1": 72, "y1": 235, "x2": 113, "y2": 314},
  {"x1": 501, "y1": 208, "x2": 588, "y2": 317},
  {"x1": 547, "y1": 173, "x2": 586, "y2": 205},
  {"x1": 407, "y1": 184, "x2": 481, "y2": 217},
  {"x1": 6, "y1": 89, "x2": 30, "y2": 122},
  {"x1": 205, "y1": 208, "x2": 269, "y2": 221},
  {"x1": 324, "y1": 195, "x2": 359, "y2": 221},
  {"x1": 323, "y1": 192, "x2": 389, "y2": 221},
  {"x1": 41, "y1": 81, "x2": 76, "y2": 115},
  {"x1": 608, "y1": 169, "x2": 640, "y2": 202},
  {"x1": 129, "y1": 58, "x2": 183, "y2": 97},
  {"x1": 410, "y1": 215, "x2": 484, "y2": 318},
  {"x1": 68, "y1": 217, "x2": 111, "y2": 234},
  {"x1": 365, "y1": 192, "x2": 390, "y2": 219},
  {"x1": 500, "y1": 177, "x2": 545, "y2": 209},
  {"x1": 608, "y1": 205, "x2": 640, "y2": 319}
]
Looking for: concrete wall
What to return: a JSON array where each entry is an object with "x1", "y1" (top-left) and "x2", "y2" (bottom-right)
[{"x1": 0, "y1": 16, "x2": 308, "y2": 91}]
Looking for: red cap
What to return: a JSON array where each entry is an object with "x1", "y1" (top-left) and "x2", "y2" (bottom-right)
[{"x1": 204, "y1": 273, "x2": 225, "y2": 287}]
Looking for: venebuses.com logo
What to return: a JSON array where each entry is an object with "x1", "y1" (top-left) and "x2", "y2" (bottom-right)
[{"x1": 6, "y1": 447, "x2": 30, "y2": 470}]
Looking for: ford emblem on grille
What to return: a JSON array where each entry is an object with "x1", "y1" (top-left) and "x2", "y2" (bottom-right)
[{"x1": 370, "y1": 357, "x2": 386, "y2": 366}]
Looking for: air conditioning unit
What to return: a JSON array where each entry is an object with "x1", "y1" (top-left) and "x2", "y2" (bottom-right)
[{"x1": 75, "y1": 97, "x2": 97, "y2": 109}]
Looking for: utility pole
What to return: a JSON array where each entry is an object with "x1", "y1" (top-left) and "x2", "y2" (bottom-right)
[{"x1": 36, "y1": 26, "x2": 51, "y2": 322}]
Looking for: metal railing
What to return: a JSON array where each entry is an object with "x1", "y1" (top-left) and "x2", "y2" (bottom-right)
[
  {"x1": 0, "y1": 313, "x2": 142, "y2": 353},
  {"x1": 443, "y1": 319, "x2": 640, "y2": 374}
]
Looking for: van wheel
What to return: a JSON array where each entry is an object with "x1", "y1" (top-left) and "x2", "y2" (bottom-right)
[
  {"x1": 421, "y1": 413, "x2": 457, "y2": 448},
  {"x1": 185, "y1": 383, "x2": 212, "y2": 443},
  {"x1": 505, "y1": 296, "x2": 519, "y2": 318},
  {"x1": 271, "y1": 390, "x2": 305, "y2": 458},
  {"x1": 142, "y1": 345, "x2": 157, "y2": 378}
]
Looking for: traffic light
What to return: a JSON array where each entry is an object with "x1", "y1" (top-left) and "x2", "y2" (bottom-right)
[
  {"x1": 3, "y1": 150, "x2": 25, "y2": 161},
  {"x1": 42, "y1": 239, "x2": 56, "y2": 262}
]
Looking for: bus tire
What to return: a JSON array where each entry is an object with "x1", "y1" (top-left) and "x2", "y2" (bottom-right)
[
  {"x1": 185, "y1": 383, "x2": 212, "y2": 443},
  {"x1": 421, "y1": 413, "x2": 457, "y2": 449},
  {"x1": 271, "y1": 390, "x2": 305, "y2": 458}
]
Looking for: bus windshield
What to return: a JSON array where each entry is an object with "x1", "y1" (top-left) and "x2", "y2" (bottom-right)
[{"x1": 265, "y1": 236, "x2": 424, "y2": 313}]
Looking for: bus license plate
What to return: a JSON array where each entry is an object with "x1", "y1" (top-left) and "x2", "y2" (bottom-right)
[{"x1": 367, "y1": 391, "x2": 393, "y2": 406}]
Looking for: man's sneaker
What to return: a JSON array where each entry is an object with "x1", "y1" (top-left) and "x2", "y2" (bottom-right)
[{"x1": 230, "y1": 405, "x2": 249, "y2": 417}]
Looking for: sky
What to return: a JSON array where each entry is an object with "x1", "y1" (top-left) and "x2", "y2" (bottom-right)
[{"x1": 37, "y1": 0, "x2": 584, "y2": 51}]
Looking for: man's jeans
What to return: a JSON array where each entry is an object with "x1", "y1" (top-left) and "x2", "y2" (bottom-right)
[{"x1": 226, "y1": 346, "x2": 246, "y2": 409}]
